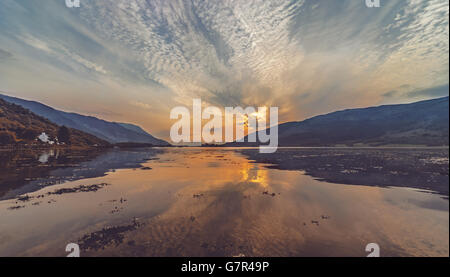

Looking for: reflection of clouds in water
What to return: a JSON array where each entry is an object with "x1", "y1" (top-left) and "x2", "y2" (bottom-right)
[
  {"x1": 240, "y1": 163, "x2": 269, "y2": 188},
  {"x1": 1, "y1": 148, "x2": 448, "y2": 256}
]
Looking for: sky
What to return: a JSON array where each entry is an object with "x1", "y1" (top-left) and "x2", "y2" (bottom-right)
[{"x1": 0, "y1": 0, "x2": 448, "y2": 140}]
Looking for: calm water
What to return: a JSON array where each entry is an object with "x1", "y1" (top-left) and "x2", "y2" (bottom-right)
[{"x1": 0, "y1": 147, "x2": 448, "y2": 257}]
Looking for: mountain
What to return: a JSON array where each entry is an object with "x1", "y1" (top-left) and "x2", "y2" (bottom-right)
[
  {"x1": 230, "y1": 96, "x2": 449, "y2": 147},
  {"x1": 0, "y1": 98, "x2": 109, "y2": 147},
  {"x1": 0, "y1": 93, "x2": 169, "y2": 145}
]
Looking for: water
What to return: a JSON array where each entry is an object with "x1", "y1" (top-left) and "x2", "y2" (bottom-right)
[{"x1": 0, "y1": 147, "x2": 448, "y2": 257}]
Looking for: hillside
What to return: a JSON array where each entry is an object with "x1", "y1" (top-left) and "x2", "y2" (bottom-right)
[
  {"x1": 0, "y1": 99, "x2": 109, "y2": 147},
  {"x1": 0, "y1": 93, "x2": 169, "y2": 146},
  {"x1": 230, "y1": 96, "x2": 449, "y2": 147}
]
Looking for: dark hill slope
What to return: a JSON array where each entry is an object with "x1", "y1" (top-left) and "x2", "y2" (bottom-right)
[
  {"x1": 232, "y1": 96, "x2": 449, "y2": 146},
  {"x1": 0, "y1": 93, "x2": 169, "y2": 145},
  {"x1": 0, "y1": 99, "x2": 109, "y2": 147}
]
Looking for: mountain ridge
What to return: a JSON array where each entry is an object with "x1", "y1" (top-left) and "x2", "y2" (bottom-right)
[
  {"x1": 0, "y1": 93, "x2": 169, "y2": 146},
  {"x1": 0, "y1": 98, "x2": 109, "y2": 147},
  {"x1": 229, "y1": 96, "x2": 449, "y2": 147}
]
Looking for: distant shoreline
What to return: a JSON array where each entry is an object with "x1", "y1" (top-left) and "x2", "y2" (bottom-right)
[
  {"x1": 0, "y1": 144, "x2": 111, "y2": 151},
  {"x1": 1, "y1": 143, "x2": 448, "y2": 152},
  {"x1": 0, "y1": 142, "x2": 173, "y2": 151},
  {"x1": 200, "y1": 144, "x2": 450, "y2": 149}
]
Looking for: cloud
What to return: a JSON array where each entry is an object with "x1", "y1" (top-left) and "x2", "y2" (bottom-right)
[
  {"x1": 0, "y1": 0, "x2": 448, "y2": 139},
  {"x1": 407, "y1": 84, "x2": 449, "y2": 98},
  {"x1": 0, "y1": 48, "x2": 13, "y2": 61},
  {"x1": 18, "y1": 34, "x2": 107, "y2": 75},
  {"x1": 130, "y1": 101, "x2": 153, "y2": 110},
  {"x1": 383, "y1": 83, "x2": 449, "y2": 100}
]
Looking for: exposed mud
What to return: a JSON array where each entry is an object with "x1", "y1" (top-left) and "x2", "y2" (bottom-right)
[{"x1": 241, "y1": 148, "x2": 449, "y2": 197}]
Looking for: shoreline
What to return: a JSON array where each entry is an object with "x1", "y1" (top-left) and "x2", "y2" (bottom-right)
[
  {"x1": 0, "y1": 144, "x2": 112, "y2": 151},
  {"x1": 1, "y1": 144, "x2": 449, "y2": 152}
]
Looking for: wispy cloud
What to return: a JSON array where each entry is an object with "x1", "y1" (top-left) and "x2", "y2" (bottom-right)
[
  {"x1": 0, "y1": 48, "x2": 13, "y2": 61},
  {"x1": 0, "y1": 0, "x2": 448, "y2": 139},
  {"x1": 18, "y1": 34, "x2": 107, "y2": 74}
]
